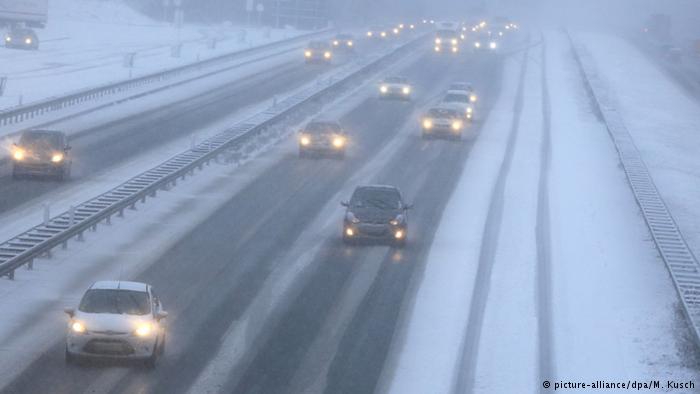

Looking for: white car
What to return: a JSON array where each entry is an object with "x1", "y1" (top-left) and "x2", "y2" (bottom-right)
[
  {"x1": 441, "y1": 90, "x2": 475, "y2": 120},
  {"x1": 448, "y1": 82, "x2": 478, "y2": 103},
  {"x1": 64, "y1": 281, "x2": 168, "y2": 368},
  {"x1": 421, "y1": 107, "x2": 465, "y2": 139},
  {"x1": 379, "y1": 76, "x2": 412, "y2": 100}
]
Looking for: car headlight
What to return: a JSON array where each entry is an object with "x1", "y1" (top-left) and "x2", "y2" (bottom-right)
[
  {"x1": 498, "y1": 31, "x2": 503, "y2": 36},
  {"x1": 451, "y1": 39, "x2": 458, "y2": 45},
  {"x1": 389, "y1": 215, "x2": 404, "y2": 226},
  {"x1": 304, "y1": 50, "x2": 312, "y2": 57},
  {"x1": 134, "y1": 323, "x2": 152, "y2": 337},
  {"x1": 452, "y1": 120, "x2": 463, "y2": 130},
  {"x1": 489, "y1": 42, "x2": 497, "y2": 49},
  {"x1": 332, "y1": 136, "x2": 345, "y2": 148},
  {"x1": 399, "y1": 24, "x2": 404, "y2": 29},
  {"x1": 435, "y1": 38, "x2": 441, "y2": 44},
  {"x1": 470, "y1": 94, "x2": 478, "y2": 102},
  {"x1": 12, "y1": 149, "x2": 25, "y2": 161},
  {"x1": 451, "y1": 46, "x2": 458, "y2": 53},
  {"x1": 402, "y1": 86, "x2": 411, "y2": 95},
  {"x1": 324, "y1": 51, "x2": 331, "y2": 59},
  {"x1": 393, "y1": 28, "x2": 399, "y2": 34},
  {"x1": 367, "y1": 31, "x2": 373, "y2": 37},
  {"x1": 394, "y1": 230, "x2": 405, "y2": 239},
  {"x1": 434, "y1": 46, "x2": 440, "y2": 52},
  {"x1": 5, "y1": 36, "x2": 11, "y2": 42},
  {"x1": 474, "y1": 42, "x2": 481, "y2": 48},
  {"x1": 410, "y1": 24, "x2": 415, "y2": 29},
  {"x1": 422, "y1": 119, "x2": 433, "y2": 129},
  {"x1": 25, "y1": 38, "x2": 32, "y2": 44},
  {"x1": 347, "y1": 41, "x2": 353, "y2": 46},
  {"x1": 333, "y1": 40, "x2": 339, "y2": 46},
  {"x1": 71, "y1": 321, "x2": 86, "y2": 334},
  {"x1": 381, "y1": 32, "x2": 387, "y2": 37},
  {"x1": 467, "y1": 107, "x2": 473, "y2": 113},
  {"x1": 346, "y1": 212, "x2": 360, "y2": 224},
  {"x1": 380, "y1": 85, "x2": 388, "y2": 93},
  {"x1": 51, "y1": 153, "x2": 64, "y2": 163},
  {"x1": 300, "y1": 135, "x2": 311, "y2": 146}
]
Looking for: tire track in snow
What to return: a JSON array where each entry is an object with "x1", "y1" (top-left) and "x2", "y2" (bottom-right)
[
  {"x1": 451, "y1": 40, "x2": 530, "y2": 394},
  {"x1": 536, "y1": 37, "x2": 555, "y2": 391}
]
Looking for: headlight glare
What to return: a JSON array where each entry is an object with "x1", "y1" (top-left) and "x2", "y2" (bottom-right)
[
  {"x1": 300, "y1": 135, "x2": 311, "y2": 146},
  {"x1": 71, "y1": 321, "x2": 86, "y2": 333},
  {"x1": 332, "y1": 136, "x2": 345, "y2": 148},
  {"x1": 135, "y1": 323, "x2": 152, "y2": 337},
  {"x1": 51, "y1": 153, "x2": 64, "y2": 163},
  {"x1": 402, "y1": 86, "x2": 411, "y2": 95},
  {"x1": 12, "y1": 149, "x2": 25, "y2": 161},
  {"x1": 422, "y1": 119, "x2": 433, "y2": 129}
]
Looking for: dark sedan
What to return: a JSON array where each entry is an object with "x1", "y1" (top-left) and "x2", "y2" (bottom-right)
[{"x1": 342, "y1": 185, "x2": 412, "y2": 246}]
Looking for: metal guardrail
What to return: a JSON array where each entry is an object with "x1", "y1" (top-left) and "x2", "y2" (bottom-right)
[
  {"x1": 0, "y1": 28, "x2": 332, "y2": 128},
  {"x1": 567, "y1": 31, "x2": 700, "y2": 348},
  {"x1": 0, "y1": 35, "x2": 424, "y2": 280}
]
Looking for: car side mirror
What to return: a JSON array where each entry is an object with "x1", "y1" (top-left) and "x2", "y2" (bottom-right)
[
  {"x1": 64, "y1": 308, "x2": 75, "y2": 317},
  {"x1": 404, "y1": 204, "x2": 414, "y2": 210},
  {"x1": 156, "y1": 311, "x2": 168, "y2": 321},
  {"x1": 64, "y1": 145, "x2": 72, "y2": 151},
  {"x1": 341, "y1": 201, "x2": 349, "y2": 207}
]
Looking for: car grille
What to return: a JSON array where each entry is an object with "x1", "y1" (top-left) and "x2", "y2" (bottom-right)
[{"x1": 84, "y1": 339, "x2": 135, "y2": 355}]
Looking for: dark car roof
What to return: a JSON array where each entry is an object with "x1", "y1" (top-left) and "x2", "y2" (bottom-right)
[{"x1": 336, "y1": 33, "x2": 353, "y2": 39}]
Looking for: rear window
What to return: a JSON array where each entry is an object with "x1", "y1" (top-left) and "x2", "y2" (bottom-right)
[{"x1": 79, "y1": 289, "x2": 151, "y2": 316}]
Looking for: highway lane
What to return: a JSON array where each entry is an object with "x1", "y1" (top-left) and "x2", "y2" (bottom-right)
[
  {"x1": 0, "y1": 44, "x2": 363, "y2": 215},
  {"x1": 0, "y1": 47, "x2": 504, "y2": 394}
]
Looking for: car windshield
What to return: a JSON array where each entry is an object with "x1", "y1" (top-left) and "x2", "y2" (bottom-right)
[
  {"x1": 308, "y1": 42, "x2": 327, "y2": 49},
  {"x1": 336, "y1": 34, "x2": 352, "y2": 40},
  {"x1": 443, "y1": 94, "x2": 469, "y2": 103},
  {"x1": 78, "y1": 289, "x2": 151, "y2": 316},
  {"x1": 436, "y1": 30, "x2": 457, "y2": 39},
  {"x1": 305, "y1": 122, "x2": 341, "y2": 134},
  {"x1": 428, "y1": 108, "x2": 459, "y2": 118},
  {"x1": 385, "y1": 77, "x2": 406, "y2": 84},
  {"x1": 19, "y1": 131, "x2": 61, "y2": 149},
  {"x1": 350, "y1": 188, "x2": 401, "y2": 210}
]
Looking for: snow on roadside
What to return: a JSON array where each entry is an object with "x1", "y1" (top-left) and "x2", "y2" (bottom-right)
[
  {"x1": 546, "y1": 30, "x2": 698, "y2": 384},
  {"x1": 378, "y1": 51, "x2": 526, "y2": 394},
  {"x1": 473, "y1": 45, "x2": 543, "y2": 393},
  {"x1": 575, "y1": 31, "x2": 700, "y2": 271},
  {"x1": 0, "y1": 0, "x2": 303, "y2": 110}
]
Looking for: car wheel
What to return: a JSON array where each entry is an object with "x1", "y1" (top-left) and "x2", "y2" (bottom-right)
[
  {"x1": 158, "y1": 334, "x2": 166, "y2": 356},
  {"x1": 144, "y1": 347, "x2": 158, "y2": 369},
  {"x1": 65, "y1": 347, "x2": 76, "y2": 365}
]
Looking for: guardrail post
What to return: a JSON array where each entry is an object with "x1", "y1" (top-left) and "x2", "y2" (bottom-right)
[
  {"x1": 27, "y1": 259, "x2": 33, "y2": 270},
  {"x1": 106, "y1": 214, "x2": 111, "y2": 225},
  {"x1": 43, "y1": 203, "x2": 50, "y2": 225},
  {"x1": 77, "y1": 231, "x2": 84, "y2": 242},
  {"x1": 8, "y1": 269, "x2": 14, "y2": 280}
]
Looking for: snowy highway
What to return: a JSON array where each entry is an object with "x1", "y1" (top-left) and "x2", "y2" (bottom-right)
[{"x1": 2, "y1": 1, "x2": 700, "y2": 393}]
